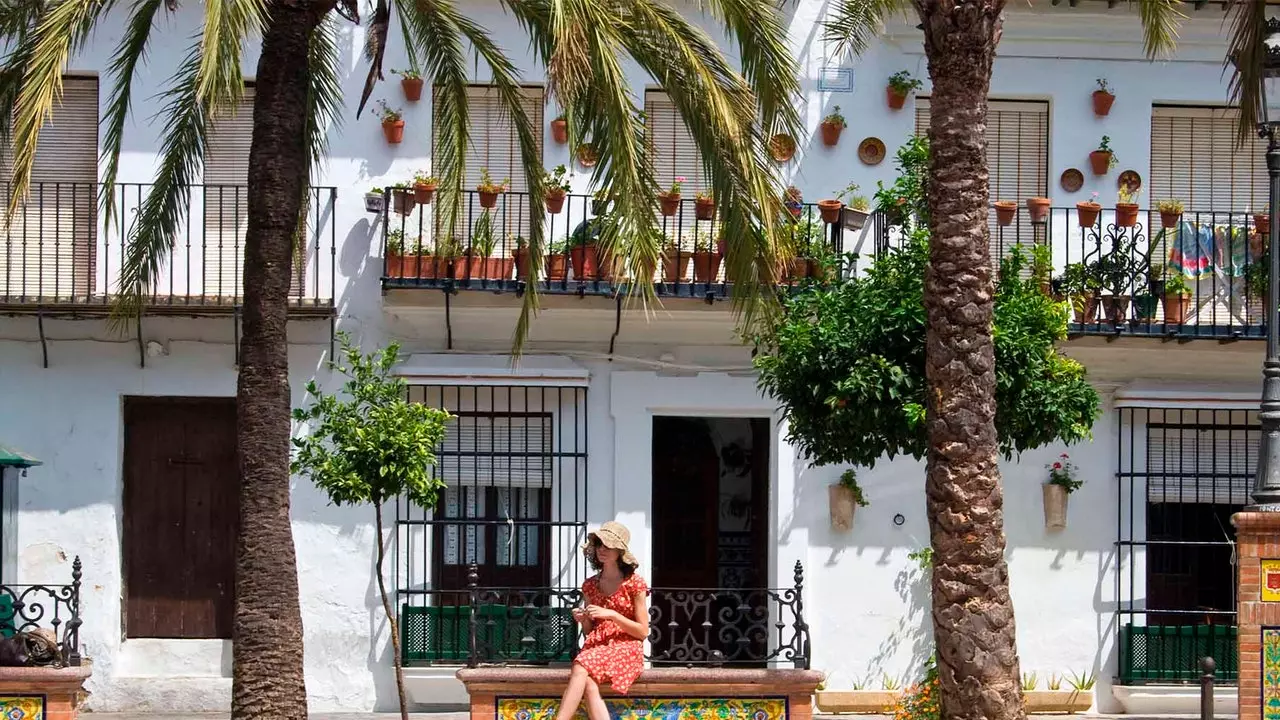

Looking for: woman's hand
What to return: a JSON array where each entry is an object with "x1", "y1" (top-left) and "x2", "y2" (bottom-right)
[{"x1": 584, "y1": 605, "x2": 617, "y2": 622}]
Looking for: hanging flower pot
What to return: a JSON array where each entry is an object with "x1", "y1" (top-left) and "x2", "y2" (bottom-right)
[
  {"x1": 658, "y1": 193, "x2": 681, "y2": 217},
  {"x1": 1257, "y1": 213, "x2": 1272, "y2": 238},
  {"x1": 546, "y1": 189, "x2": 567, "y2": 215},
  {"x1": 478, "y1": 190, "x2": 500, "y2": 209},
  {"x1": 769, "y1": 133, "x2": 796, "y2": 163},
  {"x1": 551, "y1": 117, "x2": 569, "y2": 145},
  {"x1": 994, "y1": 201, "x2": 1017, "y2": 226},
  {"x1": 1115, "y1": 202, "x2": 1139, "y2": 228},
  {"x1": 818, "y1": 199, "x2": 844, "y2": 224},
  {"x1": 1025, "y1": 197, "x2": 1051, "y2": 223},
  {"x1": 1076, "y1": 201, "x2": 1102, "y2": 228},
  {"x1": 695, "y1": 197, "x2": 716, "y2": 221},
  {"x1": 400, "y1": 76, "x2": 424, "y2": 102},
  {"x1": 1160, "y1": 210, "x2": 1182, "y2": 229},
  {"x1": 382, "y1": 119, "x2": 405, "y2": 144},
  {"x1": 364, "y1": 191, "x2": 385, "y2": 214},
  {"x1": 577, "y1": 143, "x2": 598, "y2": 168},
  {"x1": 1042, "y1": 484, "x2": 1068, "y2": 530},
  {"x1": 829, "y1": 485, "x2": 858, "y2": 532},
  {"x1": 477, "y1": 170, "x2": 507, "y2": 210},
  {"x1": 1088, "y1": 151, "x2": 1112, "y2": 176},
  {"x1": 886, "y1": 87, "x2": 908, "y2": 110},
  {"x1": 391, "y1": 188, "x2": 415, "y2": 216},
  {"x1": 413, "y1": 179, "x2": 437, "y2": 205},
  {"x1": 1092, "y1": 91, "x2": 1115, "y2": 116}
]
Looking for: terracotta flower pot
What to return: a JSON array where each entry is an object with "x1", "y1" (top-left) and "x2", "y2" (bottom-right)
[
  {"x1": 1076, "y1": 202, "x2": 1101, "y2": 228},
  {"x1": 1072, "y1": 294, "x2": 1100, "y2": 324},
  {"x1": 391, "y1": 189, "x2": 415, "y2": 216},
  {"x1": 1101, "y1": 295, "x2": 1130, "y2": 324},
  {"x1": 466, "y1": 256, "x2": 515, "y2": 281},
  {"x1": 695, "y1": 199, "x2": 715, "y2": 221},
  {"x1": 1160, "y1": 211, "x2": 1182, "y2": 229},
  {"x1": 1043, "y1": 483, "x2": 1069, "y2": 530},
  {"x1": 1163, "y1": 292, "x2": 1192, "y2": 324},
  {"x1": 994, "y1": 201, "x2": 1017, "y2": 227},
  {"x1": 513, "y1": 248, "x2": 531, "y2": 279},
  {"x1": 1115, "y1": 202, "x2": 1139, "y2": 228},
  {"x1": 570, "y1": 245, "x2": 600, "y2": 280},
  {"x1": 577, "y1": 144, "x2": 598, "y2": 167},
  {"x1": 401, "y1": 77, "x2": 424, "y2": 102},
  {"x1": 658, "y1": 193, "x2": 681, "y2": 217},
  {"x1": 551, "y1": 118, "x2": 569, "y2": 145},
  {"x1": 785, "y1": 258, "x2": 818, "y2": 281},
  {"x1": 546, "y1": 190, "x2": 566, "y2": 214},
  {"x1": 546, "y1": 254, "x2": 569, "y2": 281},
  {"x1": 413, "y1": 183, "x2": 436, "y2": 205},
  {"x1": 478, "y1": 190, "x2": 501, "y2": 209},
  {"x1": 691, "y1": 251, "x2": 723, "y2": 283},
  {"x1": 820, "y1": 121, "x2": 843, "y2": 147},
  {"x1": 1025, "y1": 197, "x2": 1051, "y2": 223},
  {"x1": 818, "y1": 200, "x2": 844, "y2": 224},
  {"x1": 1092, "y1": 90, "x2": 1115, "y2": 116},
  {"x1": 1089, "y1": 150, "x2": 1112, "y2": 176},
  {"x1": 829, "y1": 485, "x2": 857, "y2": 532},
  {"x1": 662, "y1": 255, "x2": 692, "y2": 282},
  {"x1": 386, "y1": 253, "x2": 438, "y2": 280},
  {"x1": 382, "y1": 119, "x2": 405, "y2": 144},
  {"x1": 1257, "y1": 213, "x2": 1272, "y2": 238},
  {"x1": 886, "y1": 87, "x2": 907, "y2": 110}
]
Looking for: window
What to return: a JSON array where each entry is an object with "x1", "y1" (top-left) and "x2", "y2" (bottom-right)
[
  {"x1": 1150, "y1": 105, "x2": 1268, "y2": 213},
  {"x1": 202, "y1": 87, "x2": 253, "y2": 299},
  {"x1": 915, "y1": 98, "x2": 1048, "y2": 258},
  {"x1": 644, "y1": 90, "x2": 707, "y2": 196},
  {"x1": 0, "y1": 76, "x2": 98, "y2": 300}
]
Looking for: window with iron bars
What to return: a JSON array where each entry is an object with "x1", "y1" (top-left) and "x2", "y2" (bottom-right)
[
  {"x1": 1116, "y1": 406, "x2": 1251, "y2": 684},
  {"x1": 394, "y1": 384, "x2": 588, "y2": 665}
]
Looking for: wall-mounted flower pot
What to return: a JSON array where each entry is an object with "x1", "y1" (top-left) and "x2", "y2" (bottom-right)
[
  {"x1": 886, "y1": 87, "x2": 907, "y2": 110},
  {"x1": 1025, "y1": 197, "x2": 1051, "y2": 223},
  {"x1": 413, "y1": 182, "x2": 436, "y2": 205},
  {"x1": 815, "y1": 690, "x2": 901, "y2": 714},
  {"x1": 695, "y1": 199, "x2": 716, "y2": 221},
  {"x1": 551, "y1": 118, "x2": 569, "y2": 145},
  {"x1": 662, "y1": 255, "x2": 692, "y2": 282},
  {"x1": 364, "y1": 192, "x2": 385, "y2": 214},
  {"x1": 769, "y1": 134, "x2": 796, "y2": 163},
  {"x1": 1076, "y1": 202, "x2": 1101, "y2": 228},
  {"x1": 1088, "y1": 151, "x2": 1112, "y2": 176},
  {"x1": 820, "y1": 121, "x2": 843, "y2": 147},
  {"x1": 1042, "y1": 483, "x2": 1069, "y2": 530},
  {"x1": 1163, "y1": 292, "x2": 1192, "y2": 324},
  {"x1": 818, "y1": 200, "x2": 844, "y2": 224},
  {"x1": 577, "y1": 144, "x2": 598, "y2": 168},
  {"x1": 658, "y1": 193, "x2": 681, "y2": 217},
  {"x1": 1024, "y1": 689, "x2": 1093, "y2": 714},
  {"x1": 391, "y1": 189, "x2": 415, "y2": 216},
  {"x1": 1160, "y1": 211, "x2": 1182, "y2": 229},
  {"x1": 828, "y1": 485, "x2": 857, "y2": 532},
  {"x1": 546, "y1": 190, "x2": 566, "y2": 215},
  {"x1": 478, "y1": 190, "x2": 501, "y2": 209},
  {"x1": 1101, "y1": 295, "x2": 1130, "y2": 325},
  {"x1": 841, "y1": 208, "x2": 870, "y2": 231},
  {"x1": 401, "y1": 77, "x2": 424, "y2": 102},
  {"x1": 1257, "y1": 213, "x2": 1272, "y2": 238},
  {"x1": 1092, "y1": 90, "x2": 1115, "y2": 116},
  {"x1": 994, "y1": 201, "x2": 1017, "y2": 226},
  {"x1": 691, "y1": 251, "x2": 722, "y2": 283},
  {"x1": 382, "y1": 119, "x2": 405, "y2": 144},
  {"x1": 1115, "y1": 202, "x2": 1139, "y2": 227},
  {"x1": 1072, "y1": 294, "x2": 1099, "y2": 324}
]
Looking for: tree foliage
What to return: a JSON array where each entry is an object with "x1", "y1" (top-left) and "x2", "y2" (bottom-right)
[{"x1": 752, "y1": 137, "x2": 1100, "y2": 468}]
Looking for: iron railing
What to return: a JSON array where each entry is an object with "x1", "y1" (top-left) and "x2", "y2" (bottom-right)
[
  {"x1": 397, "y1": 561, "x2": 810, "y2": 669},
  {"x1": 0, "y1": 182, "x2": 337, "y2": 309},
  {"x1": 0, "y1": 556, "x2": 82, "y2": 666},
  {"x1": 375, "y1": 189, "x2": 882, "y2": 295}
]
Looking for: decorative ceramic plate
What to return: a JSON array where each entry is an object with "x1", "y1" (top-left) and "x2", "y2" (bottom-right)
[
  {"x1": 576, "y1": 143, "x2": 598, "y2": 168},
  {"x1": 1060, "y1": 168, "x2": 1084, "y2": 193},
  {"x1": 858, "y1": 137, "x2": 887, "y2": 166},
  {"x1": 1118, "y1": 169, "x2": 1142, "y2": 192}
]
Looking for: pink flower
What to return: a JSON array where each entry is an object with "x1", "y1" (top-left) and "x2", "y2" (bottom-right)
[
  {"x1": 675, "y1": 176, "x2": 687, "y2": 183},
  {"x1": 1060, "y1": 453, "x2": 1069, "y2": 458},
  {"x1": 1053, "y1": 462, "x2": 1062, "y2": 469}
]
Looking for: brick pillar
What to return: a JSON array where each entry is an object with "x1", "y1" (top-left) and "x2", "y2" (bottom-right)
[{"x1": 1234, "y1": 511, "x2": 1280, "y2": 720}]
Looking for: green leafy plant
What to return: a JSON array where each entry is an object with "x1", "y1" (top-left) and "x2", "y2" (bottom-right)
[
  {"x1": 1117, "y1": 185, "x2": 1141, "y2": 204},
  {"x1": 291, "y1": 334, "x2": 452, "y2": 720},
  {"x1": 1047, "y1": 674, "x2": 1062, "y2": 691},
  {"x1": 1021, "y1": 672, "x2": 1038, "y2": 691},
  {"x1": 836, "y1": 182, "x2": 868, "y2": 209},
  {"x1": 471, "y1": 210, "x2": 497, "y2": 256},
  {"x1": 393, "y1": 68, "x2": 422, "y2": 80},
  {"x1": 376, "y1": 100, "x2": 402, "y2": 123},
  {"x1": 1030, "y1": 244, "x2": 1053, "y2": 287},
  {"x1": 696, "y1": 190, "x2": 714, "y2": 202},
  {"x1": 664, "y1": 176, "x2": 687, "y2": 196},
  {"x1": 888, "y1": 70, "x2": 923, "y2": 95},
  {"x1": 413, "y1": 171, "x2": 437, "y2": 188},
  {"x1": 823, "y1": 106, "x2": 847, "y2": 128},
  {"x1": 1096, "y1": 78, "x2": 1112, "y2": 94},
  {"x1": 1096, "y1": 136, "x2": 1118, "y2": 170},
  {"x1": 543, "y1": 164, "x2": 571, "y2": 194},
  {"x1": 1067, "y1": 670, "x2": 1096, "y2": 691},
  {"x1": 477, "y1": 168, "x2": 508, "y2": 194},
  {"x1": 1248, "y1": 252, "x2": 1268, "y2": 300},
  {"x1": 1165, "y1": 271, "x2": 1192, "y2": 298},
  {"x1": 1156, "y1": 199, "x2": 1184, "y2": 214},
  {"x1": 1047, "y1": 453, "x2": 1083, "y2": 494},
  {"x1": 908, "y1": 547, "x2": 934, "y2": 571},
  {"x1": 892, "y1": 655, "x2": 939, "y2": 720},
  {"x1": 837, "y1": 469, "x2": 870, "y2": 507},
  {"x1": 882, "y1": 675, "x2": 901, "y2": 692}
]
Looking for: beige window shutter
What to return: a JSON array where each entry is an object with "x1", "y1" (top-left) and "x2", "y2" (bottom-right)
[
  {"x1": 1150, "y1": 105, "x2": 1268, "y2": 214},
  {"x1": 644, "y1": 90, "x2": 707, "y2": 195},
  {"x1": 203, "y1": 88, "x2": 254, "y2": 300},
  {"x1": 0, "y1": 76, "x2": 99, "y2": 300}
]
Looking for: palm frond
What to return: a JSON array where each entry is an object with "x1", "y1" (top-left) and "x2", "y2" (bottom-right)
[
  {"x1": 1132, "y1": 0, "x2": 1183, "y2": 60},
  {"x1": 196, "y1": 0, "x2": 263, "y2": 110},
  {"x1": 822, "y1": 0, "x2": 905, "y2": 61},
  {"x1": 0, "y1": 0, "x2": 45, "y2": 38},
  {"x1": 100, "y1": 0, "x2": 165, "y2": 234},
  {"x1": 1224, "y1": 0, "x2": 1268, "y2": 147}
]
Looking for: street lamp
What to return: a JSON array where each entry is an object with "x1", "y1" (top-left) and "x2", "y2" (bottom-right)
[{"x1": 1244, "y1": 16, "x2": 1280, "y2": 509}]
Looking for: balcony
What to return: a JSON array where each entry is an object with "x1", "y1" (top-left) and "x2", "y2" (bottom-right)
[
  {"x1": 0, "y1": 182, "x2": 337, "y2": 315},
  {"x1": 376, "y1": 189, "x2": 883, "y2": 298}
]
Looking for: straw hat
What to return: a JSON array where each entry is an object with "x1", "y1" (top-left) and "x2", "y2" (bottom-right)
[{"x1": 584, "y1": 521, "x2": 639, "y2": 568}]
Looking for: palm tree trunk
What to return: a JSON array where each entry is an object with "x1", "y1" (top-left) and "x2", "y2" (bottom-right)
[
  {"x1": 233, "y1": 2, "x2": 323, "y2": 718},
  {"x1": 374, "y1": 501, "x2": 410, "y2": 720},
  {"x1": 917, "y1": 2, "x2": 1023, "y2": 720}
]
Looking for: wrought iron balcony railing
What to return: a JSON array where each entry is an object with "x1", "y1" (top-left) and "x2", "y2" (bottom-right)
[
  {"x1": 0, "y1": 556, "x2": 82, "y2": 667},
  {"x1": 375, "y1": 188, "x2": 884, "y2": 296},
  {"x1": 0, "y1": 183, "x2": 337, "y2": 310},
  {"x1": 398, "y1": 561, "x2": 810, "y2": 669}
]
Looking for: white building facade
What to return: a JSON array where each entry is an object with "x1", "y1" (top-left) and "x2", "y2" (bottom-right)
[{"x1": 0, "y1": 0, "x2": 1264, "y2": 714}]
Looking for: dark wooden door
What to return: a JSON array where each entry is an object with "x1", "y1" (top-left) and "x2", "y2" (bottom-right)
[{"x1": 123, "y1": 396, "x2": 238, "y2": 638}]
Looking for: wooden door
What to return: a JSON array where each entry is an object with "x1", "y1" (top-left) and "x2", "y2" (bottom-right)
[{"x1": 123, "y1": 397, "x2": 238, "y2": 638}]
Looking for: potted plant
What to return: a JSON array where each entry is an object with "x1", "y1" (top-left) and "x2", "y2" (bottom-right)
[
  {"x1": 829, "y1": 469, "x2": 869, "y2": 532},
  {"x1": 886, "y1": 70, "x2": 922, "y2": 110},
  {"x1": 569, "y1": 220, "x2": 602, "y2": 280},
  {"x1": 1163, "y1": 271, "x2": 1193, "y2": 324},
  {"x1": 377, "y1": 100, "x2": 404, "y2": 144},
  {"x1": 661, "y1": 235, "x2": 692, "y2": 282},
  {"x1": 1093, "y1": 238, "x2": 1137, "y2": 324},
  {"x1": 1089, "y1": 135, "x2": 1117, "y2": 176},
  {"x1": 1156, "y1": 198, "x2": 1183, "y2": 229},
  {"x1": 412, "y1": 171, "x2": 437, "y2": 204},
  {"x1": 365, "y1": 187, "x2": 385, "y2": 214},
  {"x1": 1026, "y1": 196, "x2": 1052, "y2": 223},
  {"x1": 1030, "y1": 243, "x2": 1053, "y2": 297},
  {"x1": 1092, "y1": 77, "x2": 1115, "y2": 116},
  {"x1": 384, "y1": 230, "x2": 433, "y2": 279},
  {"x1": 465, "y1": 211, "x2": 513, "y2": 280},
  {"x1": 389, "y1": 182, "x2": 415, "y2": 216},
  {"x1": 784, "y1": 185, "x2": 804, "y2": 218},
  {"x1": 840, "y1": 184, "x2": 871, "y2": 230},
  {"x1": 551, "y1": 114, "x2": 568, "y2": 144},
  {"x1": 769, "y1": 133, "x2": 797, "y2": 162},
  {"x1": 476, "y1": 169, "x2": 508, "y2": 209},
  {"x1": 1060, "y1": 262, "x2": 1100, "y2": 324},
  {"x1": 1043, "y1": 454, "x2": 1082, "y2": 530},
  {"x1": 691, "y1": 229, "x2": 722, "y2": 283},
  {"x1": 545, "y1": 240, "x2": 570, "y2": 281},
  {"x1": 1115, "y1": 185, "x2": 1140, "y2": 228},
  {"x1": 394, "y1": 68, "x2": 424, "y2": 102},
  {"x1": 1076, "y1": 192, "x2": 1101, "y2": 228},
  {"x1": 820, "y1": 106, "x2": 847, "y2": 147},
  {"x1": 1257, "y1": 205, "x2": 1272, "y2": 238},
  {"x1": 577, "y1": 142, "x2": 598, "y2": 167},
  {"x1": 694, "y1": 191, "x2": 716, "y2": 221},
  {"x1": 784, "y1": 219, "x2": 827, "y2": 280},
  {"x1": 543, "y1": 164, "x2": 570, "y2": 214},
  {"x1": 994, "y1": 200, "x2": 1017, "y2": 226},
  {"x1": 817, "y1": 195, "x2": 843, "y2": 224},
  {"x1": 657, "y1": 177, "x2": 685, "y2": 217}
]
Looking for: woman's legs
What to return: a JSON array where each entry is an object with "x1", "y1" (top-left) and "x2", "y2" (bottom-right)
[
  {"x1": 582, "y1": 673, "x2": 610, "y2": 720},
  {"x1": 556, "y1": 663, "x2": 592, "y2": 720}
]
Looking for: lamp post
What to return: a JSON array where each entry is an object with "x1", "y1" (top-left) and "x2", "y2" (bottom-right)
[{"x1": 1248, "y1": 16, "x2": 1280, "y2": 510}]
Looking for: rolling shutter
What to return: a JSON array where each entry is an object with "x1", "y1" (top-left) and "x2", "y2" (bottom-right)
[
  {"x1": 436, "y1": 414, "x2": 553, "y2": 489},
  {"x1": 1146, "y1": 419, "x2": 1258, "y2": 505},
  {"x1": 0, "y1": 76, "x2": 98, "y2": 300},
  {"x1": 915, "y1": 98, "x2": 1048, "y2": 261},
  {"x1": 645, "y1": 90, "x2": 707, "y2": 196},
  {"x1": 202, "y1": 88, "x2": 253, "y2": 299},
  {"x1": 1150, "y1": 105, "x2": 1267, "y2": 213}
]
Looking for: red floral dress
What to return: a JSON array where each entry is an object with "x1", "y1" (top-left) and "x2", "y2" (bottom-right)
[{"x1": 574, "y1": 573, "x2": 648, "y2": 694}]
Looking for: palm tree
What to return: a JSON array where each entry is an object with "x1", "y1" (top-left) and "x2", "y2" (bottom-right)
[
  {"x1": 0, "y1": 0, "x2": 800, "y2": 717},
  {"x1": 822, "y1": 2, "x2": 1225, "y2": 719}
]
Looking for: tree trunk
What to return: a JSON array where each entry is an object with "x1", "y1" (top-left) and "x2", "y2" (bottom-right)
[
  {"x1": 233, "y1": 2, "x2": 323, "y2": 718},
  {"x1": 916, "y1": 2, "x2": 1024, "y2": 720},
  {"x1": 374, "y1": 501, "x2": 410, "y2": 720}
]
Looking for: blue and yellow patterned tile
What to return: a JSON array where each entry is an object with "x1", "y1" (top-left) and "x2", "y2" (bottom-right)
[
  {"x1": 496, "y1": 696, "x2": 787, "y2": 720},
  {"x1": 0, "y1": 695, "x2": 44, "y2": 720}
]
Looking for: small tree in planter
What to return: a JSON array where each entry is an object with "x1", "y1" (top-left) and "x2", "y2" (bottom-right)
[
  {"x1": 412, "y1": 171, "x2": 437, "y2": 204},
  {"x1": 829, "y1": 469, "x2": 869, "y2": 532},
  {"x1": 1043, "y1": 453, "x2": 1082, "y2": 530},
  {"x1": 1092, "y1": 77, "x2": 1115, "y2": 116},
  {"x1": 543, "y1": 164, "x2": 570, "y2": 214},
  {"x1": 476, "y1": 169, "x2": 508, "y2": 209},
  {"x1": 377, "y1": 100, "x2": 404, "y2": 144},
  {"x1": 1156, "y1": 198, "x2": 1184, "y2": 229},
  {"x1": 291, "y1": 336, "x2": 451, "y2": 720},
  {"x1": 820, "y1": 106, "x2": 847, "y2": 146},
  {"x1": 1089, "y1": 135, "x2": 1117, "y2": 176},
  {"x1": 657, "y1": 177, "x2": 685, "y2": 217},
  {"x1": 886, "y1": 70, "x2": 922, "y2": 110},
  {"x1": 393, "y1": 68, "x2": 424, "y2": 102}
]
